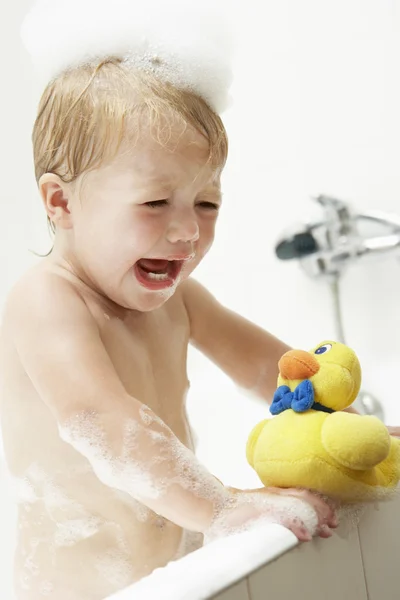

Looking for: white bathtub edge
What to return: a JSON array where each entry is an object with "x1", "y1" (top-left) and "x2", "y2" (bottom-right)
[{"x1": 107, "y1": 524, "x2": 298, "y2": 600}]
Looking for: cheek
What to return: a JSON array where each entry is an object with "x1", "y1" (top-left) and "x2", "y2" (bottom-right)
[
  {"x1": 131, "y1": 214, "x2": 165, "y2": 241},
  {"x1": 78, "y1": 209, "x2": 162, "y2": 255},
  {"x1": 199, "y1": 218, "x2": 217, "y2": 247}
]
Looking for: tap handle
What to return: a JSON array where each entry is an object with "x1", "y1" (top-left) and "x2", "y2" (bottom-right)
[{"x1": 311, "y1": 194, "x2": 355, "y2": 239}]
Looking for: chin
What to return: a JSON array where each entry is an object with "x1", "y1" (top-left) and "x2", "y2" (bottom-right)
[{"x1": 132, "y1": 287, "x2": 179, "y2": 312}]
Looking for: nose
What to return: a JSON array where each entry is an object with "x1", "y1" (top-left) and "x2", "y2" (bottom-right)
[
  {"x1": 278, "y1": 350, "x2": 320, "y2": 380},
  {"x1": 166, "y1": 208, "x2": 200, "y2": 244}
]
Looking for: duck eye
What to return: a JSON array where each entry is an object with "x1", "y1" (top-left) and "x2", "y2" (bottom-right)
[{"x1": 315, "y1": 343, "x2": 332, "y2": 355}]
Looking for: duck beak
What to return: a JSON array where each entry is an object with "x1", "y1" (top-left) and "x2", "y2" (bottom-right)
[{"x1": 279, "y1": 350, "x2": 320, "y2": 380}]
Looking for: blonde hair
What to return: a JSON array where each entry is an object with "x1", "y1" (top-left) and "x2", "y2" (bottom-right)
[{"x1": 32, "y1": 58, "x2": 229, "y2": 235}]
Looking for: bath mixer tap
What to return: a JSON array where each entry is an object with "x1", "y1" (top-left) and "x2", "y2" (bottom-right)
[
  {"x1": 275, "y1": 194, "x2": 400, "y2": 420},
  {"x1": 276, "y1": 194, "x2": 400, "y2": 279}
]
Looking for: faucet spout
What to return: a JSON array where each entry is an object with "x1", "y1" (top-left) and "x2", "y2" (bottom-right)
[
  {"x1": 275, "y1": 194, "x2": 400, "y2": 278},
  {"x1": 358, "y1": 233, "x2": 400, "y2": 258}
]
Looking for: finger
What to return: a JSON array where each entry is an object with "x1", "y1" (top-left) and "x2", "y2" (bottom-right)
[
  {"x1": 312, "y1": 493, "x2": 339, "y2": 528},
  {"x1": 282, "y1": 516, "x2": 312, "y2": 542},
  {"x1": 317, "y1": 524, "x2": 333, "y2": 538},
  {"x1": 291, "y1": 489, "x2": 337, "y2": 529},
  {"x1": 318, "y1": 494, "x2": 340, "y2": 527}
]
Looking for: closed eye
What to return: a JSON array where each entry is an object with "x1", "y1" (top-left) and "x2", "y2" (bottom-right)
[
  {"x1": 144, "y1": 200, "x2": 220, "y2": 210},
  {"x1": 197, "y1": 202, "x2": 220, "y2": 211},
  {"x1": 145, "y1": 200, "x2": 169, "y2": 208}
]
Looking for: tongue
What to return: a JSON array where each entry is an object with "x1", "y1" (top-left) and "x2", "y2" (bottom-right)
[{"x1": 138, "y1": 259, "x2": 170, "y2": 273}]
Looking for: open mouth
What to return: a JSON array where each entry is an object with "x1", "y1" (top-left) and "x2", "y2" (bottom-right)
[{"x1": 134, "y1": 258, "x2": 184, "y2": 290}]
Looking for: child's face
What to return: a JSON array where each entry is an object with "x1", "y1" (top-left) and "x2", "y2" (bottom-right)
[{"x1": 65, "y1": 121, "x2": 221, "y2": 312}]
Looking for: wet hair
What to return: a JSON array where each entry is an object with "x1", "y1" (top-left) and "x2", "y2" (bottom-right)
[{"x1": 32, "y1": 57, "x2": 229, "y2": 235}]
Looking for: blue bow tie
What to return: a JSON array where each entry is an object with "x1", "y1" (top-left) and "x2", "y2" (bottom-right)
[{"x1": 270, "y1": 380, "x2": 334, "y2": 416}]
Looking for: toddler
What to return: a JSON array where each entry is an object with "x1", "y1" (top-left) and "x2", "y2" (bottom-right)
[{"x1": 1, "y1": 1, "x2": 337, "y2": 598}]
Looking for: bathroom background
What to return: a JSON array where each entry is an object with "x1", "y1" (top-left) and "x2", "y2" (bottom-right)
[{"x1": 1, "y1": 0, "x2": 400, "y2": 597}]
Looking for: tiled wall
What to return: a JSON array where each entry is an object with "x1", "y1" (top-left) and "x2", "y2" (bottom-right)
[{"x1": 213, "y1": 496, "x2": 399, "y2": 600}]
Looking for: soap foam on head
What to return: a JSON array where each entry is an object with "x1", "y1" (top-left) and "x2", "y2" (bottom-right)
[{"x1": 21, "y1": 0, "x2": 235, "y2": 114}]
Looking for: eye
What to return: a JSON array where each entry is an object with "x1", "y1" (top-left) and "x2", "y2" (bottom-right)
[
  {"x1": 145, "y1": 200, "x2": 169, "y2": 208},
  {"x1": 315, "y1": 343, "x2": 332, "y2": 355},
  {"x1": 197, "y1": 202, "x2": 220, "y2": 211}
]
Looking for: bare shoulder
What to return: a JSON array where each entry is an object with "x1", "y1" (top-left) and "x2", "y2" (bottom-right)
[
  {"x1": 179, "y1": 277, "x2": 219, "y2": 312},
  {"x1": 179, "y1": 278, "x2": 223, "y2": 342},
  {"x1": 3, "y1": 264, "x2": 87, "y2": 332},
  {"x1": 2, "y1": 263, "x2": 131, "y2": 423}
]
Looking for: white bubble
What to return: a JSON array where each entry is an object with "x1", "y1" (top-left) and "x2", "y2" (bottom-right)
[
  {"x1": 24, "y1": 557, "x2": 40, "y2": 576},
  {"x1": 21, "y1": 0, "x2": 234, "y2": 113},
  {"x1": 26, "y1": 463, "x2": 48, "y2": 482},
  {"x1": 54, "y1": 517, "x2": 102, "y2": 547},
  {"x1": 40, "y1": 580, "x2": 54, "y2": 596},
  {"x1": 59, "y1": 413, "x2": 163, "y2": 501},
  {"x1": 139, "y1": 405, "x2": 164, "y2": 427},
  {"x1": 139, "y1": 406, "x2": 153, "y2": 425},
  {"x1": 204, "y1": 490, "x2": 320, "y2": 544},
  {"x1": 173, "y1": 530, "x2": 204, "y2": 561},
  {"x1": 12, "y1": 477, "x2": 38, "y2": 504},
  {"x1": 42, "y1": 480, "x2": 81, "y2": 511},
  {"x1": 95, "y1": 548, "x2": 135, "y2": 587},
  {"x1": 335, "y1": 503, "x2": 367, "y2": 539},
  {"x1": 58, "y1": 408, "x2": 229, "y2": 531},
  {"x1": 20, "y1": 573, "x2": 31, "y2": 590}
]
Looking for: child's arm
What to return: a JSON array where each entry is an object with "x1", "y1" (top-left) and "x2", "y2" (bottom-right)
[
  {"x1": 182, "y1": 280, "x2": 397, "y2": 426},
  {"x1": 5, "y1": 274, "x2": 225, "y2": 533},
  {"x1": 5, "y1": 273, "x2": 337, "y2": 539},
  {"x1": 181, "y1": 278, "x2": 290, "y2": 402}
]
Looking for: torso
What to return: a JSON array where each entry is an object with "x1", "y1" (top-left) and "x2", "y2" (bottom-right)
[{"x1": 0, "y1": 262, "x2": 201, "y2": 600}]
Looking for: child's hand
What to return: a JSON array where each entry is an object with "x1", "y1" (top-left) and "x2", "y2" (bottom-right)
[
  {"x1": 263, "y1": 487, "x2": 338, "y2": 539},
  {"x1": 206, "y1": 486, "x2": 338, "y2": 543}
]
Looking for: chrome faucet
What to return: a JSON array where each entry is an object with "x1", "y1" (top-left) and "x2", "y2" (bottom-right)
[
  {"x1": 276, "y1": 194, "x2": 400, "y2": 279},
  {"x1": 275, "y1": 194, "x2": 400, "y2": 420}
]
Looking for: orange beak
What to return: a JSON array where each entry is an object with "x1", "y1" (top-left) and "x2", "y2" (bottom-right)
[{"x1": 278, "y1": 349, "x2": 320, "y2": 380}]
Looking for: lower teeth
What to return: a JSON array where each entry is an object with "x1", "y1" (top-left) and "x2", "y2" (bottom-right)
[{"x1": 145, "y1": 271, "x2": 169, "y2": 281}]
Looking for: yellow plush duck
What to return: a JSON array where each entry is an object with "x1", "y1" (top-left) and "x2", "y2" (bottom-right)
[{"x1": 246, "y1": 341, "x2": 400, "y2": 503}]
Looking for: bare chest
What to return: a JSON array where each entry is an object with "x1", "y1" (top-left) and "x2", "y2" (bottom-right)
[{"x1": 92, "y1": 294, "x2": 192, "y2": 432}]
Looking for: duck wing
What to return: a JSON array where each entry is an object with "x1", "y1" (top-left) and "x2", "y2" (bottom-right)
[{"x1": 322, "y1": 413, "x2": 390, "y2": 470}]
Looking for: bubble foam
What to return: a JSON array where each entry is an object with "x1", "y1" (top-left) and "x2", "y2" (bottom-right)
[{"x1": 21, "y1": 0, "x2": 235, "y2": 113}]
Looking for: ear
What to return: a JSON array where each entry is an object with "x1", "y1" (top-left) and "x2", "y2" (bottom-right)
[{"x1": 39, "y1": 173, "x2": 73, "y2": 229}]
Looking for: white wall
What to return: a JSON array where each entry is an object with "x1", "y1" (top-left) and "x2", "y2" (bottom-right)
[
  {"x1": 189, "y1": 0, "x2": 400, "y2": 486},
  {"x1": 1, "y1": 0, "x2": 400, "y2": 596}
]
